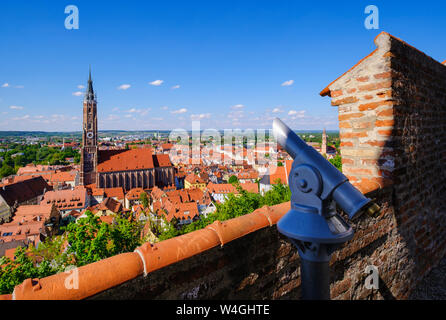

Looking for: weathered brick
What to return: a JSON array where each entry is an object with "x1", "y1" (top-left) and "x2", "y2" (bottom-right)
[
  {"x1": 374, "y1": 71, "x2": 393, "y2": 79},
  {"x1": 331, "y1": 90, "x2": 343, "y2": 98},
  {"x1": 358, "y1": 80, "x2": 392, "y2": 92},
  {"x1": 338, "y1": 112, "x2": 364, "y2": 121},
  {"x1": 375, "y1": 119, "x2": 395, "y2": 127},
  {"x1": 377, "y1": 108, "x2": 394, "y2": 117},
  {"x1": 332, "y1": 96, "x2": 359, "y2": 106},
  {"x1": 340, "y1": 141, "x2": 354, "y2": 147},
  {"x1": 356, "y1": 76, "x2": 369, "y2": 82},
  {"x1": 358, "y1": 100, "x2": 393, "y2": 111},
  {"x1": 340, "y1": 132, "x2": 369, "y2": 139}
]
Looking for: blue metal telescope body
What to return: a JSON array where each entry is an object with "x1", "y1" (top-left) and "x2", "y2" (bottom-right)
[{"x1": 272, "y1": 118, "x2": 373, "y2": 299}]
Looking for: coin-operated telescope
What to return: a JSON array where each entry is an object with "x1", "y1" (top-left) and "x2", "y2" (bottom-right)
[{"x1": 272, "y1": 118, "x2": 379, "y2": 300}]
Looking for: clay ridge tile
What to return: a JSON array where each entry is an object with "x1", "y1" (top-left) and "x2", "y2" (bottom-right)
[
  {"x1": 13, "y1": 252, "x2": 143, "y2": 300},
  {"x1": 206, "y1": 211, "x2": 271, "y2": 246},
  {"x1": 135, "y1": 228, "x2": 221, "y2": 275}
]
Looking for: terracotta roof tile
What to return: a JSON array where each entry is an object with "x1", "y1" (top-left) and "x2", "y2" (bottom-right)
[
  {"x1": 125, "y1": 188, "x2": 145, "y2": 200},
  {"x1": 153, "y1": 154, "x2": 172, "y2": 167},
  {"x1": 43, "y1": 188, "x2": 87, "y2": 210},
  {"x1": 13, "y1": 252, "x2": 143, "y2": 300},
  {"x1": 0, "y1": 176, "x2": 51, "y2": 207},
  {"x1": 135, "y1": 228, "x2": 221, "y2": 275},
  {"x1": 206, "y1": 211, "x2": 270, "y2": 245},
  {"x1": 97, "y1": 149, "x2": 154, "y2": 172}
]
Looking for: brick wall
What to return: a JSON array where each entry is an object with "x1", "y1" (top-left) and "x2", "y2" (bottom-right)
[{"x1": 320, "y1": 31, "x2": 446, "y2": 298}]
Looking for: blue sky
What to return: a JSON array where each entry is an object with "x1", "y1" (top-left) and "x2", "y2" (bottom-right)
[{"x1": 0, "y1": 0, "x2": 445, "y2": 131}]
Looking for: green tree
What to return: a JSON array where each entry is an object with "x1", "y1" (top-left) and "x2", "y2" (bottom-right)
[
  {"x1": 0, "y1": 164, "x2": 15, "y2": 178},
  {"x1": 329, "y1": 155, "x2": 342, "y2": 172},
  {"x1": 0, "y1": 247, "x2": 55, "y2": 294},
  {"x1": 228, "y1": 175, "x2": 238, "y2": 184},
  {"x1": 140, "y1": 192, "x2": 149, "y2": 208}
]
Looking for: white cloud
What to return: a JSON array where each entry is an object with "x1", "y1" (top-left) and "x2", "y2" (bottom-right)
[
  {"x1": 124, "y1": 114, "x2": 132, "y2": 118},
  {"x1": 12, "y1": 114, "x2": 30, "y2": 121},
  {"x1": 272, "y1": 107, "x2": 283, "y2": 113},
  {"x1": 190, "y1": 113, "x2": 211, "y2": 120},
  {"x1": 231, "y1": 104, "x2": 245, "y2": 109},
  {"x1": 1, "y1": 83, "x2": 10, "y2": 88},
  {"x1": 161, "y1": 106, "x2": 169, "y2": 110},
  {"x1": 127, "y1": 108, "x2": 151, "y2": 115},
  {"x1": 77, "y1": 85, "x2": 85, "y2": 89},
  {"x1": 288, "y1": 110, "x2": 306, "y2": 119},
  {"x1": 151, "y1": 117, "x2": 164, "y2": 121},
  {"x1": 9, "y1": 105, "x2": 24, "y2": 110},
  {"x1": 149, "y1": 80, "x2": 164, "y2": 86},
  {"x1": 14, "y1": 85, "x2": 24, "y2": 89},
  {"x1": 171, "y1": 85, "x2": 180, "y2": 90},
  {"x1": 171, "y1": 108, "x2": 187, "y2": 114},
  {"x1": 72, "y1": 91, "x2": 83, "y2": 96},
  {"x1": 118, "y1": 84, "x2": 131, "y2": 90},
  {"x1": 281, "y1": 80, "x2": 294, "y2": 87},
  {"x1": 106, "y1": 114, "x2": 119, "y2": 121}
]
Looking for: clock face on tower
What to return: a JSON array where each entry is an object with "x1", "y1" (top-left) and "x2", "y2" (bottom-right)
[{"x1": 86, "y1": 131, "x2": 94, "y2": 139}]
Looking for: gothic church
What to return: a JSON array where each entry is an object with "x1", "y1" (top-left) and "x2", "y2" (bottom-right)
[{"x1": 80, "y1": 69, "x2": 174, "y2": 191}]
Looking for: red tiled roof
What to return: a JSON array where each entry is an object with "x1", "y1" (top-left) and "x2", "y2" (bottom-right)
[
  {"x1": 98, "y1": 149, "x2": 154, "y2": 173},
  {"x1": 240, "y1": 182, "x2": 259, "y2": 194},
  {"x1": 14, "y1": 204, "x2": 54, "y2": 219},
  {"x1": 97, "y1": 149, "x2": 172, "y2": 172},
  {"x1": 96, "y1": 198, "x2": 122, "y2": 213},
  {"x1": 161, "y1": 143, "x2": 174, "y2": 150},
  {"x1": 126, "y1": 188, "x2": 145, "y2": 200},
  {"x1": 237, "y1": 171, "x2": 259, "y2": 180},
  {"x1": 268, "y1": 160, "x2": 292, "y2": 185},
  {"x1": 0, "y1": 176, "x2": 51, "y2": 207},
  {"x1": 48, "y1": 171, "x2": 76, "y2": 184},
  {"x1": 185, "y1": 173, "x2": 205, "y2": 184},
  {"x1": 42, "y1": 188, "x2": 87, "y2": 210},
  {"x1": 104, "y1": 187, "x2": 125, "y2": 200},
  {"x1": 153, "y1": 154, "x2": 172, "y2": 167}
]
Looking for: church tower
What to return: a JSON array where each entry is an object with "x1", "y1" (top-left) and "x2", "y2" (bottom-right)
[
  {"x1": 321, "y1": 128, "x2": 327, "y2": 156},
  {"x1": 80, "y1": 67, "x2": 98, "y2": 186}
]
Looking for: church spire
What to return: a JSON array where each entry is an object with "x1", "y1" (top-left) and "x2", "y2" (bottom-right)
[{"x1": 85, "y1": 65, "x2": 95, "y2": 100}]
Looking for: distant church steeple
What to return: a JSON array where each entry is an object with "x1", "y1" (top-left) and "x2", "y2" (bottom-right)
[
  {"x1": 85, "y1": 65, "x2": 95, "y2": 101},
  {"x1": 80, "y1": 67, "x2": 98, "y2": 186}
]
